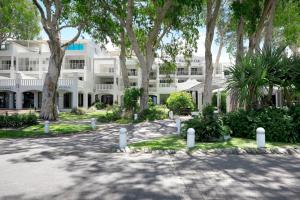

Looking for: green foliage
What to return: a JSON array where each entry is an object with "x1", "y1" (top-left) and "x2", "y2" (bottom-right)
[
  {"x1": 93, "y1": 101, "x2": 106, "y2": 110},
  {"x1": 0, "y1": 113, "x2": 38, "y2": 128},
  {"x1": 181, "y1": 106, "x2": 229, "y2": 142},
  {"x1": 124, "y1": 88, "x2": 141, "y2": 112},
  {"x1": 223, "y1": 107, "x2": 299, "y2": 143},
  {"x1": 226, "y1": 54, "x2": 268, "y2": 110},
  {"x1": 0, "y1": 0, "x2": 40, "y2": 43},
  {"x1": 166, "y1": 92, "x2": 195, "y2": 115},
  {"x1": 97, "y1": 105, "x2": 121, "y2": 123},
  {"x1": 138, "y1": 105, "x2": 169, "y2": 122},
  {"x1": 70, "y1": 108, "x2": 87, "y2": 115}
]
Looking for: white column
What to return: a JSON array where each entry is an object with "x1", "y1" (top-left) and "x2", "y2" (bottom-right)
[
  {"x1": 83, "y1": 92, "x2": 88, "y2": 108},
  {"x1": 226, "y1": 93, "x2": 231, "y2": 113},
  {"x1": 34, "y1": 91, "x2": 38, "y2": 109},
  {"x1": 72, "y1": 92, "x2": 78, "y2": 108},
  {"x1": 157, "y1": 94, "x2": 160, "y2": 105},
  {"x1": 91, "y1": 94, "x2": 95, "y2": 104},
  {"x1": 58, "y1": 92, "x2": 64, "y2": 109},
  {"x1": 16, "y1": 92, "x2": 22, "y2": 109},
  {"x1": 113, "y1": 94, "x2": 117, "y2": 104},
  {"x1": 197, "y1": 91, "x2": 202, "y2": 111},
  {"x1": 9, "y1": 92, "x2": 14, "y2": 109},
  {"x1": 217, "y1": 90, "x2": 221, "y2": 111}
]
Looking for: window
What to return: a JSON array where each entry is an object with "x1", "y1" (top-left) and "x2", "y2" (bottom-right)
[
  {"x1": 128, "y1": 69, "x2": 137, "y2": 76},
  {"x1": 215, "y1": 64, "x2": 222, "y2": 74},
  {"x1": 178, "y1": 79, "x2": 187, "y2": 83},
  {"x1": 68, "y1": 60, "x2": 85, "y2": 69},
  {"x1": 130, "y1": 82, "x2": 137, "y2": 86},
  {"x1": 191, "y1": 67, "x2": 203, "y2": 75},
  {"x1": 177, "y1": 68, "x2": 188, "y2": 75},
  {"x1": 0, "y1": 60, "x2": 11, "y2": 70}
]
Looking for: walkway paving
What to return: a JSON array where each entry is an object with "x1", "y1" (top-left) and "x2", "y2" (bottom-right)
[{"x1": 0, "y1": 121, "x2": 300, "y2": 200}]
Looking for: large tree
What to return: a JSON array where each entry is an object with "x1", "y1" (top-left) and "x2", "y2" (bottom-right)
[
  {"x1": 100, "y1": 0, "x2": 202, "y2": 111},
  {"x1": 203, "y1": 0, "x2": 222, "y2": 106},
  {"x1": 33, "y1": 0, "x2": 85, "y2": 120},
  {"x1": 79, "y1": 2, "x2": 131, "y2": 88},
  {"x1": 0, "y1": 0, "x2": 40, "y2": 46}
]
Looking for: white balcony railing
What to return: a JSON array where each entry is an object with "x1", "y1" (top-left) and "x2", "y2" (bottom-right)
[
  {"x1": 96, "y1": 84, "x2": 113, "y2": 91},
  {"x1": 21, "y1": 79, "x2": 43, "y2": 86},
  {"x1": 0, "y1": 79, "x2": 15, "y2": 87}
]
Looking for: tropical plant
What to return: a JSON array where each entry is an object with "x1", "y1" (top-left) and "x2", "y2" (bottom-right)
[
  {"x1": 181, "y1": 106, "x2": 230, "y2": 142},
  {"x1": 226, "y1": 54, "x2": 268, "y2": 110},
  {"x1": 166, "y1": 92, "x2": 195, "y2": 115},
  {"x1": 123, "y1": 88, "x2": 141, "y2": 112}
]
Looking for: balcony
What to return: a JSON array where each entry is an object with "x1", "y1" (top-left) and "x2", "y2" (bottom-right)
[
  {"x1": 64, "y1": 63, "x2": 85, "y2": 70},
  {"x1": 0, "y1": 79, "x2": 84, "y2": 91},
  {"x1": 96, "y1": 84, "x2": 114, "y2": 91},
  {"x1": 18, "y1": 65, "x2": 39, "y2": 71}
]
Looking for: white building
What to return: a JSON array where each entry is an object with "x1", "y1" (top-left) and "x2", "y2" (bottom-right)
[{"x1": 0, "y1": 40, "x2": 229, "y2": 111}]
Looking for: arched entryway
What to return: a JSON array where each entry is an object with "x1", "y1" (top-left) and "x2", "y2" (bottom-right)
[
  {"x1": 63, "y1": 92, "x2": 72, "y2": 109},
  {"x1": 22, "y1": 91, "x2": 42, "y2": 109},
  {"x1": 101, "y1": 94, "x2": 113, "y2": 105},
  {"x1": 149, "y1": 95, "x2": 157, "y2": 105},
  {"x1": 0, "y1": 91, "x2": 15, "y2": 109}
]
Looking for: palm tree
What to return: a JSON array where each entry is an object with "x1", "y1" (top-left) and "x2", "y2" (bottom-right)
[
  {"x1": 260, "y1": 46, "x2": 286, "y2": 106},
  {"x1": 226, "y1": 54, "x2": 268, "y2": 110}
]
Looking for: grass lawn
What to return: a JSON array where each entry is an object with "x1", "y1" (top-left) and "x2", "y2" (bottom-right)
[
  {"x1": 58, "y1": 110, "x2": 110, "y2": 121},
  {"x1": 0, "y1": 123, "x2": 92, "y2": 138},
  {"x1": 129, "y1": 135, "x2": 300, "y2": 151}
]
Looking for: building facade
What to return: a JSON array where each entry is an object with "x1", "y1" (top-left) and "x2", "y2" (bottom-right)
[{"x1": 0, "y1": 40, "x2": 230, "y2": 111}]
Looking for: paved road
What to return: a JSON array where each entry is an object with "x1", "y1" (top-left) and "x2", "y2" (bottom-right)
[{"x1": 0, "y1": 120, "x2": 300, "y2": 200}]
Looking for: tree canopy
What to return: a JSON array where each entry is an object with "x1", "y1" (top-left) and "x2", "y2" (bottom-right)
[{"x1": 0, "y1": 0, "x2": 40, "y2": 45}]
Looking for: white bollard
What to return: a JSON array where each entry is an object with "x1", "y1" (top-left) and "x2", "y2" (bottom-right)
[
  {"x1": 187, "y1": 128, "x2": 195, "y2": 148},
  {"x1": 119, "y1": 128, "x2": 127, "y2": 149},
  {"x1": 44, "y1": 121, "x2": 50, "y2": 134},
  {"x1": 256, "y1": 127, "x2": 265, "y2": 148},
  {"x1": 176, "y1": 118, "x2": 181, "y2": 134},
  {"x1": 91, "y1": 118, "x2": 96, "y2": 130},
  {"x1": 134, "y1": 113, "x2": 138, "y2": 121},
  {"x1": 169, "y1": 111, "x2": 174, "y2": 120}
]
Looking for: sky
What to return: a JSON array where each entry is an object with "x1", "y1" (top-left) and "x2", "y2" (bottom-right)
[{"x1": 41, "y1": 27, "x2": 232, "y2": 63}]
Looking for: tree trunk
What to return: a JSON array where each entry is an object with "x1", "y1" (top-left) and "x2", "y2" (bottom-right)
[
  {"x1": 203, "y1": 0, "x2": 221, "y2": 106},
  {"x1": 248, "y1": 0, "x2": 275, "y2": 54},
  {"x1": 236, "y1": 15, "x2": 244, "y2": 64},
  {"x1": 264, "y1": 0, "x2": 276, "y2": 49},
  {"x1": 40, "y1": 41, "x2": 65, "y2": 120},
  {"x1": 215, "y1": 37, "x2": 224, "y2": 66},
  {"x1": 120, "y1": 30, "x2": 129, "y2": 88}
]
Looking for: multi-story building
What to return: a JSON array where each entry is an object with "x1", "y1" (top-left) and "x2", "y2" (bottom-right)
[{"x1": 0, "y1": 40, "x2": 230, "y2": 111}]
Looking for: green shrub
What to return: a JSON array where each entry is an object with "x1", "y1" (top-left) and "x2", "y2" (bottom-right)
[
  {"x1": 124, "y1": 88, "x2": 141, "y2": 112},
  {"x1": 70, "y1": 108, "x2": 87, "y2": 115},
  {"x1": 289, "y1": 105, "x2": 300, "y2": 139},
  {"x1": 181, "y1": 106, "x2": 229, "y2": 142},
  {"x1": 0, "y1": 113, "x2": 38, "y2": 128},
  {"x1": 138, "y1": 105, "x2": 169, "y2": 122},
  {"x1": 166, "y1": 92, "x2": 195, "y2": 115},
  {"x1": 93, "y1": 101, "x2": 106, "y2": 110},
  {"x1": 223, "y1": 107, "x2": 298, "y2": 143},
  {"x1": 97, "y1": 105, "x2": 121, "y2": 122}
]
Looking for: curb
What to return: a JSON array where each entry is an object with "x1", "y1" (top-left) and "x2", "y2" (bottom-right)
[{"x1": 115, "y1": 147, "x2": 300, "y2": 155}]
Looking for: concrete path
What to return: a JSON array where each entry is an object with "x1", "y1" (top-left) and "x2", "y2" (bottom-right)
[
  {"x1": 0, "y1": 119, "x2": 177, "y2": 154},
  {"x1": 0, "y1": 121, "x2": 300, "y2": 199}
]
